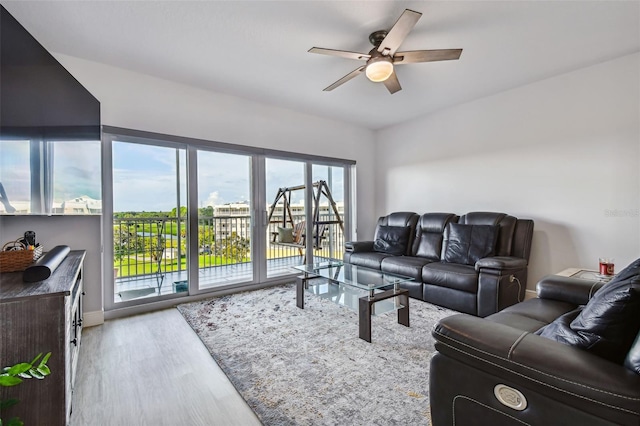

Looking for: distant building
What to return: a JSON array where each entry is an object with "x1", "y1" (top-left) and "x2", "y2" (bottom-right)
[
  {"x1": 209, "y1": 201, "x2": 344, "y2": 241},
  {"x1": 52, "y1": 195, "x2": 102, "y2": 214},
  {"x1": 0, "y1": 195, "x2": 102, "y2": 214}
]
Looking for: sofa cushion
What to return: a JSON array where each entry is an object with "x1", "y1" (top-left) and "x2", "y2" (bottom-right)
[
  {"x1": 487, "y1": 298, "x2": 578, "y2": 333},
  {"x1": 373, "y1": 225, "x2": 411, "y2": 255},
  {"x1": 535, "y1": 307, "x2": 583, "y2": 339},
  {"x1": 488, "y1": 312, "x2": 554, "y2": 333},
  {"x1": 423, "y1": 283, "x2": 478, "y2": 315},
  {"x1": 538, "y1": 258, "x2": 640, "y2": 364},
  {"x1": 347, "y1": 252, "x2": 393, "y2": 270},
  {"x1": 422, "y1": 262, "x2": 478, "y2": 293},
  {"x1": 624, "y1": 330, "x2": 640, "y2": 374},
  {"x1": 381, "y1": 256, "x2": 434, "y2": 281},
  {"x1": 375, "y1": 212, "x2": 419, "y2": 256},
  {"x1": 277, "y1": 227, "x2": 294, "y2": 243},
  {"x1": 459, "y1": 212, "x2": 517, "y2": 257},
  {"x1": 443, "y1": 223, "x2": 498, "y2": 266},
  {"x1": 412, "y1": 213, "x2": 458, "y2": 259}
]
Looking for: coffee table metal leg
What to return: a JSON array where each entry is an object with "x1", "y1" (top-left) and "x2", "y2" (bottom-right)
[
  {"x1": 358, "y1": 297, "x2": 372, "y2": 343},
  {"x1": 398, "y1": 292, "x2": 409, "y2": 327},
  {"x1": 357, "y1": 288, "x2": 409, "y2": 343},
  {"x1": 296, "y1": 275, "x2": 305, "y2": 309}
]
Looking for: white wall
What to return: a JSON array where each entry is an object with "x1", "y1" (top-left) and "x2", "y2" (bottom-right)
[
  {"x1": 375, "y1": 53, "x2": 640, "y2": 291},
  {"x1": 55, "y1": 55, "x2": 376, "y2": 161},
  {"x1": 1, "y1": 54, "x2": 376, "y2": 317}
]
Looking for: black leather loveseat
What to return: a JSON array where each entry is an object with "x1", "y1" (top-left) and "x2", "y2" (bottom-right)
[
  {"x1": 344, "y1": 211, "x2": 534, "y2": 317},
  {"x1": 430, "y1": 260, "x2": 640, "y2": 425}
]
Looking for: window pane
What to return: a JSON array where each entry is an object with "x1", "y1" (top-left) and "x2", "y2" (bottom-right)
[
  {"x1": 112, "y1": 141, "x2": 188, "y2": 303},
  {"x1": 312, "y1": 165, "x2": 345, "y2": 261},
  {"x1": 52, "y1": 141, "x2": 102, "y2": 214},
  {"x1": 197, "y1": 150, "x2": 253, "y2": 289},
  {"x1": 266, "y1": 158, "x2": 305, "y2": 277},
  {"x1": 0, "y1": 140, "x2": 30, "y2": 214},
  {"x1": 0, "y1": 139, "x2": 101, "y2": 215}
]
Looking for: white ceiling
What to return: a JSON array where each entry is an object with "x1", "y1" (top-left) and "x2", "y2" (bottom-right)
[{"x1": 2, "y1": 1, "x2": 639, "y2": 130}]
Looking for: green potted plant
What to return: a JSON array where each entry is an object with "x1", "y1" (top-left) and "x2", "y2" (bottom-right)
[{"x1": 0, "y1": 352, "x2": 51, "y2": 426}]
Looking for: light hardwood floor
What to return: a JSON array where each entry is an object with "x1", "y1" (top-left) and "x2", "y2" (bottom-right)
[{"x1": 70, "y1": 309, "x2": 262, "y2": 425}]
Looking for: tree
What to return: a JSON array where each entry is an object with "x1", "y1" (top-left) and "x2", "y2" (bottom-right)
[
  {"x1": 199, "y1": 206, "x2": 213, "y2": 217},
  {"x1": 113, "y1": 224, "x2": 139, "y2": 262},
  {"x1": 145, "y1": 235, "x2": 165, "y2": 262},
  {"x1": 215, "y1": 232, "x2": 250, "y2": 263},
  {"x1": 170, "y1": 206, "x2": 187, "y2": 218},
  {"x1": 198, "y1": 226, "x2": 214, "y2": 250}
]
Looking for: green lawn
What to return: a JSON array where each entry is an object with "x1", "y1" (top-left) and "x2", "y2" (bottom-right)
[
  {"x1": 115, "y1": 254, "x2": 250, "y2": 278},
  {"x1": 114, "y1": 248, "x2": 335, "y2": 279}
]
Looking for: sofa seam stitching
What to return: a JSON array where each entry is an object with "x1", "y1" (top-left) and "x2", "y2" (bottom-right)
[
  {"x1": 492, "y1": 273, "x2": 504, "y2": 315},
  {"x1": 434, "y1": 331, "x2": 640, "y2": 406},
  {"x1": 507, "y1": 332, "x2": 529, "y2": 359},
  {"x1": 452, "y1": 395, "x2": 531, "y2": 425}
]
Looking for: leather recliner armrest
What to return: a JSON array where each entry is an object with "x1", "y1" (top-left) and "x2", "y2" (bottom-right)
[
  {"x1": 475, "y1": 256, "x2": 527, "y2": 272},
  {"x1": 475, "y1": 256, "x2": 528, "y2": 316},
  {"x1": 536, "y1": 275, "x2": 605, "y2": 305},
  {"x1": 432, "y1": 314, "x2": 640, "y2": 418},
  {"x1": 344, "y1": 241, "x2": 374, "y2": 253}
]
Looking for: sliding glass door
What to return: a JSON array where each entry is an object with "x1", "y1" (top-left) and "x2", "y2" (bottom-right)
[
  {"x1": 265, "y1": 158, "x2": 306, "y2": 278},
  {"x1": 197, "y1": 149, "x2": 253, "y2": 289},
  {"x1": 264, "y1": 160, "x2": 348, "y2": 278},
  {"x1": 104, "y1": 128, "x2": 353, "y2": 310},
  {"x1": 111, "y1": 140, "x2": 188, "y2": 303},
  {"x1": 312, "y1": 165, "x2": 346, "y2": 262}
]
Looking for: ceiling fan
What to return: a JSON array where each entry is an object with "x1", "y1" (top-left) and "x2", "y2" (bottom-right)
[{"x1": 308, "y1": 9, "x2": 462, "y2": 94}]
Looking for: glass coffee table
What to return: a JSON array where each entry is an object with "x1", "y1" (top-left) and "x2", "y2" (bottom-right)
[{"x1": 293, "y1": 261, "x2": 414, "y2": 342}]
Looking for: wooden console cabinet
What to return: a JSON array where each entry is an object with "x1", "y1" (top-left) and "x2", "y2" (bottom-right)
[{"x1": 0, "y1": 250, "x2": 86, "y2": 426}]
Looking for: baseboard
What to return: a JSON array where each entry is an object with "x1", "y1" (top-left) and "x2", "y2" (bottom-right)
[
  {"x1": 524, "y1": 289, "x2": 537, "y2": 300},
  {"x1": 104, "y1": 279, "x2": 290, "y2": 321},
  {"x1": 83, "y1": 310, "x2": 105, "y2": 327}
]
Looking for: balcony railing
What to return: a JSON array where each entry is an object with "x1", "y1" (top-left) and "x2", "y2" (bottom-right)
[{"x1": 113, "y1": 214, "x2": 344, "y2": 282}]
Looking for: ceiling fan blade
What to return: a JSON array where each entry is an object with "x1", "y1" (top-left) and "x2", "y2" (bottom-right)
[
  {"x1": 383, "y1": 70, "x2": 402, "y2": 94},
  {"x1": 377, "y1": 9, "x2": 422, "y2": 56},
  {"x1": 323, "y1": 65, "x2": 366, "y2": 91},
  {"x1": 309, "y1": 47, "x2": 371, "y2": 61},
  {"x1": 394, "y1": 49, "x2": 463, "y2": 64}
]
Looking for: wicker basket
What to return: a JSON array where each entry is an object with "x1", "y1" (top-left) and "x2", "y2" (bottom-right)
[{"x1": 0, "y1": 243, "x2": 44, "y2": 273}]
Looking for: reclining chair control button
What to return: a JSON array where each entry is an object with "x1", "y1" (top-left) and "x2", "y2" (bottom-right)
[{"x1": 494, "y1": 384, "x2": 527, "y2": 411}]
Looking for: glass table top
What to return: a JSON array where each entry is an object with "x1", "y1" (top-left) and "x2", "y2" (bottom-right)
[
  {"x1": 304, "y1": 281, "x2": 405, "y2": 315},
  {"x1": 293, "y1": 261, "x2": 414, "y2": 291}
]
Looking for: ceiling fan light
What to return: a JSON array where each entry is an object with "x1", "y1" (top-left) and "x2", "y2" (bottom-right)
[{"x1": 365, "y1": 59, "x2": 394, "y2": 82}]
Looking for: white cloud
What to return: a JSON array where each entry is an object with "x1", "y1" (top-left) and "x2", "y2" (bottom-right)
[{"x1": 204, "y1": 191, "x2": 220, "y2": 208}]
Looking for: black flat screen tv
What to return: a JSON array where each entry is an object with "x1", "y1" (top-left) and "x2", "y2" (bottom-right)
[{"x1": 0, "y1": 5, "x2": 100, "y2": 140}]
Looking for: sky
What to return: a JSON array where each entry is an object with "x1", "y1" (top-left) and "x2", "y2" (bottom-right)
[{"x1": 112, "y1": 141, "x2": 344, "y2": 213}]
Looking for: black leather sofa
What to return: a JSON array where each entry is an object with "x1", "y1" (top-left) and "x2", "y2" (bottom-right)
[
  {"x1": 344, "y1": 211, "x2": 534, "y2": 317},
  {"x1": 430, "y1": 265, "x2": 640, "y2": 425}
]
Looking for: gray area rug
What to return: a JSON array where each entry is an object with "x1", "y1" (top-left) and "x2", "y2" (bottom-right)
[{"x1": 177, "y1": 283, "x2": 455, "y2": 425}]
